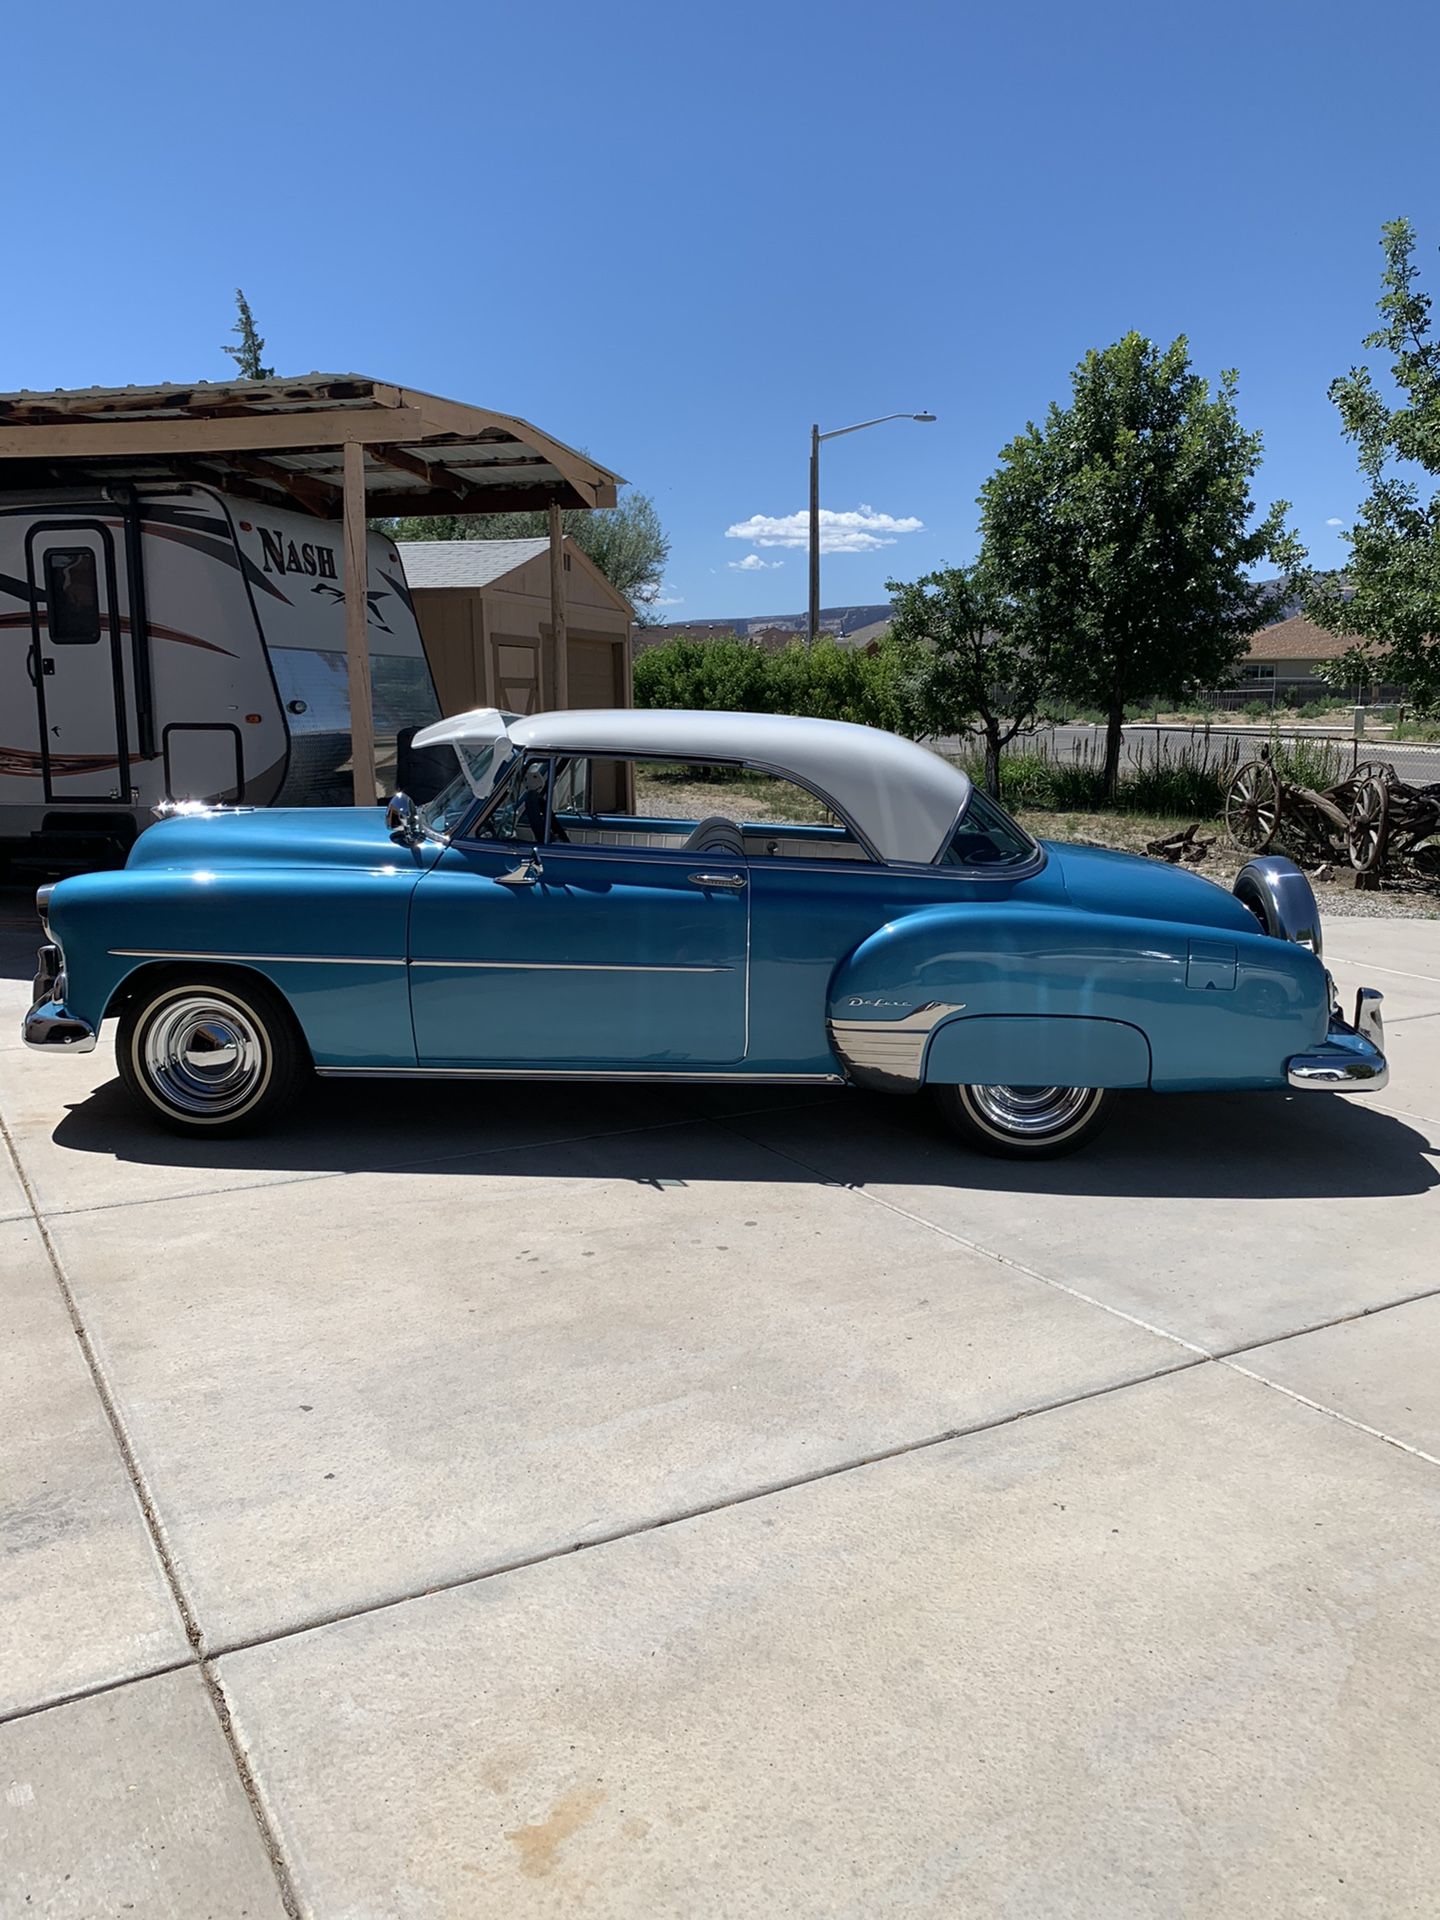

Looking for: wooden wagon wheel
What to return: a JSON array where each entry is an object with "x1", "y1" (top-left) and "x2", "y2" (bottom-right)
[
  {"x1": 1348, "y1": 774, "x2": 1390, "y2": 873},
  {"x1": 1225, "y1": 758, "x2": 1282, "y2": 851}
]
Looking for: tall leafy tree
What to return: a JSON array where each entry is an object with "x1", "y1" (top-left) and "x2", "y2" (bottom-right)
[
  {"x1": 222, "y1": 288, "x2": 273, "y2": 381},
  {"x1": 388, "y1": 492, "x2": 670, "y2": 617},
  {"x1": 1308, "y1": 218, "x2": 1440, "y2": 710},
  {"x1": 982, "y1": 333, "x2": 1302, "y2": 794},
  {"x1": 886, "y1": 564, "x2": 1044, "y2": 795}
]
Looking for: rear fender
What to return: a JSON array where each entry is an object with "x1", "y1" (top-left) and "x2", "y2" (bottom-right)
[{"x1": 827, "y1": 901, "x2": 1328, "y2": 1093}]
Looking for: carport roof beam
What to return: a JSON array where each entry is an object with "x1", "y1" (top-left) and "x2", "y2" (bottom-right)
[{"x1": 0, "y1": 374, "x2": 624, "y2": 516}]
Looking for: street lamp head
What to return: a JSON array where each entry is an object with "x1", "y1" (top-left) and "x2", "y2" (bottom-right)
[{"x1": 913, "y1": 412, "x2": 937, "y2": 423}]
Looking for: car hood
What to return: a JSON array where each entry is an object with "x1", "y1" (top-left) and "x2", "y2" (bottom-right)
[
  {"x1": 124, "y1": 807, "x2": 436, "y2": 874},
  {"x1": 1043, "y1": 838, "x2": 1260, "y2": 934}
]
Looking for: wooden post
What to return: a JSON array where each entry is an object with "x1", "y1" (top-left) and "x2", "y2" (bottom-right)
[
  {"x1": 548, "y1": 499, "x2": 568, "y2": 709},
  {"x1": 343, "y1": 440, "x2": 376, "y2": 805}
]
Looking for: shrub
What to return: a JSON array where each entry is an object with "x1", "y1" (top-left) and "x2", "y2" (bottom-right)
[{"x1": 1265, "y1": 733, "x2": 1348, "y2": 789}]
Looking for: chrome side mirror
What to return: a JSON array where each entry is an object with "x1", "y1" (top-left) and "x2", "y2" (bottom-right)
[{"x1": 386, "y1": 792, "x2": 421, "y2": 846}]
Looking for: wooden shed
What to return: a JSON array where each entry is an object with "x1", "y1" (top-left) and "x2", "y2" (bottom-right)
[{"x1": 398, "y1": 537, "x2": 633, "y2": 719}]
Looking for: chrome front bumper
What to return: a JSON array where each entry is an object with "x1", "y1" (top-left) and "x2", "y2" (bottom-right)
[
  {"x1": 1286, "y1": 988, "x2": 1387, "y2": 1092},
  {"x1": 23, "y1": 943, "x2": 97, "y2": 1054}
]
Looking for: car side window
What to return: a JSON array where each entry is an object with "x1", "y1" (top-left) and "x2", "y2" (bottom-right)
[
  {"x1": 941, "y1": 790, "x2": 1039, "y2": 868},
  {"x1": 544, "y1": 756, "x2": 870, "y2": 861},
  {"x1": 480, "y1": 756, "x2": 551, "y2": 844}
]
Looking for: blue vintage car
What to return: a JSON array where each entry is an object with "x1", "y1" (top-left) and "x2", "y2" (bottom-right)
[{"x1": 23, "y1": 707, "x2": 1388, "y2": 1155}]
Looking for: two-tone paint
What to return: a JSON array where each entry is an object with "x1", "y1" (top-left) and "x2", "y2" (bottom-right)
[{"x1": 30, "y1": 797, "x2": 1377, "y2": 1097}]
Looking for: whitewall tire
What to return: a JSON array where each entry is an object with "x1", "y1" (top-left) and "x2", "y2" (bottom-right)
[
  {"x1": 933, "y1": 1083, "x2": 1116, "y2": 1158},
  {"x1": 116, "y1": 973, "x2": 309, "y2": 1135}
]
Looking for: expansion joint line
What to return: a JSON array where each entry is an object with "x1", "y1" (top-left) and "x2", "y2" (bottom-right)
[
  {"x1": 0, "y1": 1110, "x2": 302, "y2": 1920},
  {"x1": 719, "y1": 1116, "x2": 1440, "y2": 1476}
]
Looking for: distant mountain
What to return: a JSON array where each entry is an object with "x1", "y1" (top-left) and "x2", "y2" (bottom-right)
[{"x1": 640, "y1": 603, "x2": 894, "y2": 647}]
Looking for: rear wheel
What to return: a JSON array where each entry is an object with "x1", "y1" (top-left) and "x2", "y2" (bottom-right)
[
  {"x1": 933, "y1": 1083, "x2": 1116, "y2": 1158},
  {"x1": 117, "y1": 973, "x2": 310, "y2": 1135}
]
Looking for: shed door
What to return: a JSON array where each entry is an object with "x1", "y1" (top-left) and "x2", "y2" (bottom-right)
[
  {"x1": 27, "y1": 522, "x2": 131, "y2": 803},
  {"x1": 569, "y1": 637, "x2": 622, "y2": 708},
  {"x1": 494, "y1": 640, "x2": 541, "y2": 714}
]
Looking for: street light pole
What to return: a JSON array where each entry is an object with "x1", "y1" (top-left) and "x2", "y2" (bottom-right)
[
  {"x1": 808, "y1": 423, "x2": 821, "y2": 646},
  {"x1": 807, "y1": 410, "x2": 936, "y2": 641}
]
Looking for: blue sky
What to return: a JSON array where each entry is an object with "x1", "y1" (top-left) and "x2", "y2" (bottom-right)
[{"x1": 5, "y1": 0, "x2": 1438, "y2": 619}]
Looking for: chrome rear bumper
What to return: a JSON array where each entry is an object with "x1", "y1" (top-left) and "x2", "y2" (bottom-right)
[
  {"x1": 1286, "y1": 988, "x2": 1387, "y2": 1092},
  {"x1": 23, "y1": 943, "x2": 97, "y2": 1054}
]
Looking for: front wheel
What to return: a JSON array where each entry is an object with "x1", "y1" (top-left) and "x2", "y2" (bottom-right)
[
  {"x1": 117, "y1": 973, "x2": 310, "y2": 1135},
  {"x1": 933, "y1": 1083, "x2": 1116, "y2": 1158}
]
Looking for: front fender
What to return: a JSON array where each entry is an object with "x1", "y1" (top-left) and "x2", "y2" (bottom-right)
[
  {"x1": 826, "y1": 900, "x2": 1329, "y2": 1093},
  {"x1": 42, "y1": 862, "x2": 428, "y2": 1068}
]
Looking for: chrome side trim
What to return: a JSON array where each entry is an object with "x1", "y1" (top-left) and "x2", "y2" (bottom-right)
[
  {"x1": 408, "y1": 959, "x2": 730, "y2": 974},
  {"x1": 107, "y1": 949, "x2": 407, "y2": 966},
  {"x1": 827, "y1": 1001, "x2": 964, "y2": 1091},
  {"x1": 315, "y1": 1067, "x2": 844, "y2": 1084}
]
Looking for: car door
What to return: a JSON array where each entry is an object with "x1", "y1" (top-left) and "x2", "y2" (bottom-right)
[{"x1": 407, "y1": 758, "x2": 749, "y2": 1069}]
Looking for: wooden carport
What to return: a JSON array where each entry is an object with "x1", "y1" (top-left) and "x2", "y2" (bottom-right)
[{"x1": 0, "y1": 375, "x2": 623, "y2": 801}]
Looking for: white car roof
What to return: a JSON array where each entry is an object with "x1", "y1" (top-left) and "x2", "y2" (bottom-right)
[{"x1": 412, "y1": 706, "x2": 971, "y2": 864}]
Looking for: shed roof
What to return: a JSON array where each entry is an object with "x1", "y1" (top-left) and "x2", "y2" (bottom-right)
[
  {"x1": 0, "y1": 374, "x2": 622, "y2": 518},
  {"x1": 397, "y1": 537, "x2": 552, "y2": 589}
]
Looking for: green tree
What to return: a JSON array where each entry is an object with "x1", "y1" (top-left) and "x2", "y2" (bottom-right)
[
  {"x1": 1308, "y1": 219, "x2": 1440, "y2": 711},
  {"x1": 633, "y1": 635, "x2": 770, "y2": 710},
  {"x1": 388, "y1": 491, "x2": 670, "y2": 617},
  {"x1": 631, "y1": 631, "x2": 923, "y2": 729},
  {"x1": 885, "y1": 564, "x2": 1044, "y2": 795},
  {"x1": 222, "y1": 288, "x2": 273, "y2": 381},
  {"x1": 981, "y1": 333, "x2": 1302, "y2": 795}
]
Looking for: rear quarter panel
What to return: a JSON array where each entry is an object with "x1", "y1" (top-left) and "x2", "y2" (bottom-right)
[{"x1": 830, "y1": 900, "x2": 1330, "y2": 1092}]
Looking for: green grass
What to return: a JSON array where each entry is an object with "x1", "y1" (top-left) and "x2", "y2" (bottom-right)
[{"x1": 949, "y1": 734, "x2": 1240, "y2": 818}]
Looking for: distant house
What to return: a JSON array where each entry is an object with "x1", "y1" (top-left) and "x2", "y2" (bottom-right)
[{"x1": 1236, "y1": 613, "x2": 1402, "y2": 702}]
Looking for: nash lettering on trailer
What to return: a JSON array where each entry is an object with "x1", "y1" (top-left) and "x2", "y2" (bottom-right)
[{"x1": 258, "y1": 528, "x2": 338, "y2": 580}]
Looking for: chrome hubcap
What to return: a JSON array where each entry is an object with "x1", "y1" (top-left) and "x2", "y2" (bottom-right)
[
  {"x1": 142, "y1": 996, "x2": 266, "y2": 1116},
  {"x1": 968, "y1": 1084, "x2": 1096, "y2": 1136}
]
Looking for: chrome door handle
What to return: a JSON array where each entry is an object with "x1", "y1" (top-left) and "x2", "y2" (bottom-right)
[
  {"x1": 688, "y1": 871, "x2": 746, "y2": 890},
  {"x1": 495, "y1": 855, "x2": 542, "y2": 887}
]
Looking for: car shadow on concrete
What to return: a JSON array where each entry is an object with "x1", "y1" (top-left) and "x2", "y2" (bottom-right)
[{"x1": 42, "y1": 1071, "x2": 1440, "y2": 1203}]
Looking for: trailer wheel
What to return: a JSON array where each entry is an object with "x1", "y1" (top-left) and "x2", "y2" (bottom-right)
[{"x1": 117, "y1": 972, "x2": 310, "y2": 1135}]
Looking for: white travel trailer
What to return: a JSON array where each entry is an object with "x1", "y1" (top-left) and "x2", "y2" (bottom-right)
[{"x1": 0, "y1": 484, "x2": 439, "y2": 868}]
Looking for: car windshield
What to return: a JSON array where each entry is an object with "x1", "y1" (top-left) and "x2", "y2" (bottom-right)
[
  {"x1": 940, "y1": 788, "x2": 1040, "y2": 868},
  {"x1": 418, "y1": 770, "x2": 476, "y2": 837}
]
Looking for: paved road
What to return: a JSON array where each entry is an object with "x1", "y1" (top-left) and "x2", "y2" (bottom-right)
[{"x1": 4, "y1": 924, "x2": 1440, "y2": 1914}]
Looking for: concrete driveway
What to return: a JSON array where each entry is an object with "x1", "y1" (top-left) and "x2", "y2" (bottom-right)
[{"x1": 3, "y1": 888, "x2": 1439, "y2": 1917}]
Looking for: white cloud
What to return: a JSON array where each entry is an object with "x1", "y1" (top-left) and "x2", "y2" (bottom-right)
[
  {"x1": 653, "y1": 588, "x2": 684, "y2": 606},
  {"x1": 725, "y1": 502, "x2": 924, "y2": 556},
  {"x1": 728, "y1": 553, "x2": 784, "y2": 572},
  {"x1": 1325, "y1": 517, "x2": 1345, "y2": 527}
]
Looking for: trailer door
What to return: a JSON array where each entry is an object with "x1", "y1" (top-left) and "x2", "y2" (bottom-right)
[{"x1": 26, "y1": 521, "x2": 130, "y2": 802}]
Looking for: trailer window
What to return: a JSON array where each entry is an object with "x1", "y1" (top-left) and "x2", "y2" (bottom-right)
[{"x1": 44, "y1": 549, "x2": 101, "y2": 644}]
